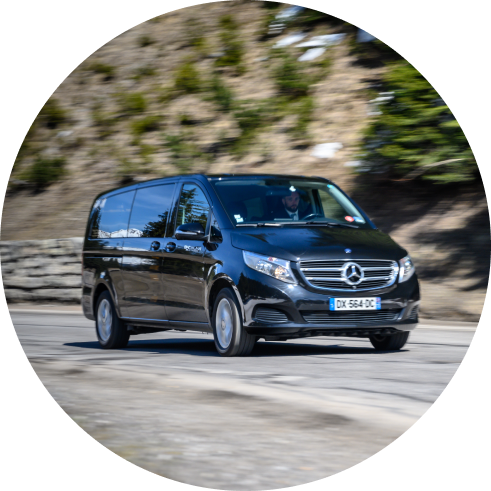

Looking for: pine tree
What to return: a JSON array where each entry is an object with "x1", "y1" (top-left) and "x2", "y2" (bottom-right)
[{"x1": 359, "y1": 61, "x2": 476, "y2": 183}]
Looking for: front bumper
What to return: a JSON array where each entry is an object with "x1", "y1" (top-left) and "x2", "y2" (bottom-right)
[{"x1": 237, "y1": 268, "x2": 420, "y2": 340}]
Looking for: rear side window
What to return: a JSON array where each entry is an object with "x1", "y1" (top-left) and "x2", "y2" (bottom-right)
[
  {"x1": 90, "y1": 191, "x2": 135, "y2": 239},
  {"x1": 176, "y1": 184, "x2": 210, "y2": 230},
  {"x1": 127, "y1": 184, "x2": 175, "y2": 237}
]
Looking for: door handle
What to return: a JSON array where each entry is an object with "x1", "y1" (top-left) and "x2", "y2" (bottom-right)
[
  {"x1": 165, "y1": 242, "x2": 177, "y2": 252},
  {"x1": 150, "y1": 241, "x2": 160, "y2": 251}
]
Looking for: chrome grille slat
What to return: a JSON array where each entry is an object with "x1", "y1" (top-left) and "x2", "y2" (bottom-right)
[
  {"x1": 299, "y1": 259, "x2": 399, "y2": 292},
  {"x1": 302, "y1": 309, "x2": 401, "y2": 324}
]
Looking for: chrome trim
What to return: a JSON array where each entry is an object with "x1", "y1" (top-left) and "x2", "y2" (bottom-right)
[{"x1": 298, "y1": 259, "x2": 399, "y2": 292}]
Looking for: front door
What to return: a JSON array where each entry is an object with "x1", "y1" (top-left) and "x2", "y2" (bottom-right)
[{"x1": 161, "y1": 183, "x2": 210, "y2": 323}]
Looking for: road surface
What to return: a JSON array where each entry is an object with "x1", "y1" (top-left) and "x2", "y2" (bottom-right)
[{"x1": 9, "y1": 309, "x2": 476, "y2": 490}]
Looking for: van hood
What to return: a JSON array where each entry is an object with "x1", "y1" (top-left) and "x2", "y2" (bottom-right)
[{"x1": 231, "y1": 226, "x2": 407, "y2": 262}]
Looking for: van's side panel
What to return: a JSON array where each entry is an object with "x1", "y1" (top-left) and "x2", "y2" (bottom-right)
[{"x1": 83, "y1": 238, "x2": 127, "y2": 318}]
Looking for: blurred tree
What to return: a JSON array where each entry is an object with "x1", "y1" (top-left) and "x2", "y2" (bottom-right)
[{"x1": 359, "y1": 61, "x2": 477, "y2": 183}]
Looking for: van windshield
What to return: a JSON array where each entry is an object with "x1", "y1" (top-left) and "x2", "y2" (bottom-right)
[{"x1": 211, "y1": 178, "x2": 372, "y2": 228}]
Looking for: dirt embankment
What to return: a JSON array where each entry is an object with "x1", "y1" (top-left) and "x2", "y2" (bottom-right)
[{"x1": 1, "y1": 2, "x2": 488, "y2": 320}]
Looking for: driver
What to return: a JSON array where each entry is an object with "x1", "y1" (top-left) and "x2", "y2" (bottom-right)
[{"x1": 275, "y1": 187, "x2": 313, "y2": 221}]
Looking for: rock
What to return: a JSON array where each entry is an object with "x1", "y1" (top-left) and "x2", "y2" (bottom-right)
[
  {"x1": 5, "y1": 276, "x2": 82, "y2": 289},
  {"x1": 16, "y1": 257, "x2": 52, "y2": 269},
  {"x1": 30, "y1": 288, "x2": 82, "y2": 302},
  {"x1": 4, "y1": 289, "x2": 34, "y2": 302}
]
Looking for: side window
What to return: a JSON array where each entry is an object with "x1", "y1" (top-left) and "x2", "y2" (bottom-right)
[
  {"x1": 176, "y1": 184, "x2": 210, "y2": 231},
  {"x1": 128, "y1": 184, "x2": 175, "y2": 238},
  {"x1": 90, "y1": 191, "x2": 135, "y2": 239}
]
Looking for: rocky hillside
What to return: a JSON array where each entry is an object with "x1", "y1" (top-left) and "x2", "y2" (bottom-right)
[
  {"x1": 1, "y1": 2, "x2": 488, "y2": 320},
  {"x1": 2, "y1": 2, "x2": 384, "y2": 239}
]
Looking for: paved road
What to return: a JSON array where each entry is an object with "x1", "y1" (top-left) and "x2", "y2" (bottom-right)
[{"x1": 10, "y1": 310, "x2": 476, "y2": 490}]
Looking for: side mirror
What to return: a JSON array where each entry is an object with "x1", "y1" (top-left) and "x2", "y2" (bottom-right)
[{"x1": 175, "y1": 222, "x2": 206, "y2": 241}]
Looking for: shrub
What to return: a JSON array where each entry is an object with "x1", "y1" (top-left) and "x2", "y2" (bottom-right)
[
  {"x1": 87, "y1": 62, "x2": 116, "y2": 81},
  {"x1": 92, "y1": 106, "x2": 117, "y2": 138},
  {"x1": 156, "y1": 86, "x2": 177, "y2": 104},
  {"x1": 164, "y1": 132, "x2": 204, "y2": 172},
  {"x1": 231, "y1": 100, "x2": 273, "y2": 156},
  {"x1": 119, "y1": 92, "x2": 147, "y2": 115},
  {"x1": 291, "y1": 96, "x2": 314, "y2": 137},
  {"x1": 133, "y1": 65, "x2": 157, "y2": 80},
  {"x1": 21, "y1": 156, "x2": 66, "y2": 188},
  {"x1": 261, "y1": 1, "x2": 280, "y2": 9},
  {"x1": 39, "y1": 98, "x2": 68, "y2": 129},
  {"x1": 208, "y1": 73, "x2": 234, "y2": 112},
  {"x1": 174, "y1": 61, "x2": 201, "y2": 94},
  {"x1": 179, "y1": 114, "x2": 195, "y2": 126},
  {"x1": 12, "y1": 120, "x2": 36, "y2": 164},
  {"x1": 139, "y1": 144, "x2": 156, "y2": 164},
  {"x1": 138, "y1": 35, "x2": 155, "y2": 48},
  {"x1": 215, "y1": 15, "x2": 245, "y2": 74},
  {"x1": 273, "y1": 52, "x2": 310, "y2": 99},
  {"x1": 186, "y1": 18, "x2": 207, "y2": 54},
  {"x1": 131, "y1": 115, "x2": 160, "y2": 136},
  {"x1": 359, "y1": 61, "x2": 477, "y2": 183}
]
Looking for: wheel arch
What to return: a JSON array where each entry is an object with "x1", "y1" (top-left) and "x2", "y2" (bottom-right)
[
  {"x1": 207, "y1": 275, "x2": 245, "y2": 324},
  {"x1": 92, "y1": 281, "x2": 119, "y2": 318}
]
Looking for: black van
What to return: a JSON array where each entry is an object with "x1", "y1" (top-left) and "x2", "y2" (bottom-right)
[{"x1": 82, "y1": 174, "x2": 420, "y2": 356}]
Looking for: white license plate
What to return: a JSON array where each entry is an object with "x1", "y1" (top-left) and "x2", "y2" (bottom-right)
[{"x1": 329, "y1": 297, "x2": 381, "y2": 311}]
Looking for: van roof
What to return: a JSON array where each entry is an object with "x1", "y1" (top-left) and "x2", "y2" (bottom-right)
[{"x1": 93, "y1": 174, "x2": 332, "y2": 201}]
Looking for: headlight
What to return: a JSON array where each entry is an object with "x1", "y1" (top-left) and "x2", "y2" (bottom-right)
[
  {"x1": 399, "y1": 255, "x2": 415, "y2": 283},
  {"x1": 243, "y1": 251, "x2": 297, "y2": 284}
]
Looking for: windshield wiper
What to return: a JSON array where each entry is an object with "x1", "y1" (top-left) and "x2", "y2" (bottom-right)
[
  {"x1": 236, "y1": 222, "x2": 283, "y2": 227},
  {"x1": 302, "y1": 221, "x2": 359, "y2": 229}
]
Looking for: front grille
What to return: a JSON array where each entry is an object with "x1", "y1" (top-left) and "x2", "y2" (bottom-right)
[
  {"x1": 299, "y1": 259, "x2": 399, "y2": 291},
  {"x1": 255, "y1": 307, "x2": 289, "y2": 324},
  {"x1": 302, "y1": 309, "x2": 401, "y2": 324}
]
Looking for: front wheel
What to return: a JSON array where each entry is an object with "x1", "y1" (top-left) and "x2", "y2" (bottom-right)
[
  {"x1": 212, "y1": 288, "x2": 256, "y2": 357},
  {"x1": 369, "y1": 331, "x2": 410, "y2": 350},
  {"x1": 95, "y1": 291, "x2": 130, "y2": 349}
]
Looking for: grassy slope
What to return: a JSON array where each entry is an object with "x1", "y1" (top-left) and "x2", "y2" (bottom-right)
[{"x1": 1, "y1": 2, "x2": 488, "y2": 320}]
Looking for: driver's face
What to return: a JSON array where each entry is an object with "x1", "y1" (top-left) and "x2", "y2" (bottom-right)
[{"x1": 282, "y1": 192, "x2": 300, "y2": 212}]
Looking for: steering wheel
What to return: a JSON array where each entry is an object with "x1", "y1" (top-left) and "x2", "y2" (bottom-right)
[{"x1": 301, "y1": 213, "x2": 323, "y2": 221}]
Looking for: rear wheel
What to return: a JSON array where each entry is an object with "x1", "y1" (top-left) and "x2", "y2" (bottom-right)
[
  {"x1": 212, "y1": 288, "x2": 256, "y2": 357},
  {"x1": 95, "y1": 291, "x2": 130, "y2": 349},
  {"x1": 369, "y1": 331, "x2": 410, "y2": 350}
]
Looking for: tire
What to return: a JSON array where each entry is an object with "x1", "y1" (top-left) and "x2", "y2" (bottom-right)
[
  {"x1": 95, "y1": 291, "x2": 130, "y2": 349},
  {"x1": 212, "y1": 287, "x2": 256, "y2": 357},
  {"x1": 369, "y1": 331, "x2": 410, "y2": 350}
]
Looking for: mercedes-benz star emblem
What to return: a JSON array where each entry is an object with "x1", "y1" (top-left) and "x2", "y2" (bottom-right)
[{"x1": 341, "y1": 262, "x2": 364, "y2": 286}]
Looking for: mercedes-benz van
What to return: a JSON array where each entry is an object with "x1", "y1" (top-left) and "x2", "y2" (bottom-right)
[{"x1": 82, "y1": 174, "x2": 420, "y2": 356}]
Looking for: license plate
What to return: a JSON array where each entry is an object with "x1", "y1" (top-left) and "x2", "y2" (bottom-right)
[{"x1": 329, "y1": 297, "x2": 381, "y2": 311}]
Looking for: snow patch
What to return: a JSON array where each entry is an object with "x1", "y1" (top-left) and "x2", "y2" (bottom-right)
[
  {"x1": 311, "y1": 143, "x2": 343, "y2": 159},
  {"x1": 357, "y1": 29, "x2": 376, "y2": 43},
  {"x1": 298, "y1": 47, "x2": 325, "y2": 62},
  {"x1": 296, "y1": 33, "x2": 346, "y2": 48},
  {"x1": 273, "y1": 32, "x2": 307, "y2": 48}
]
